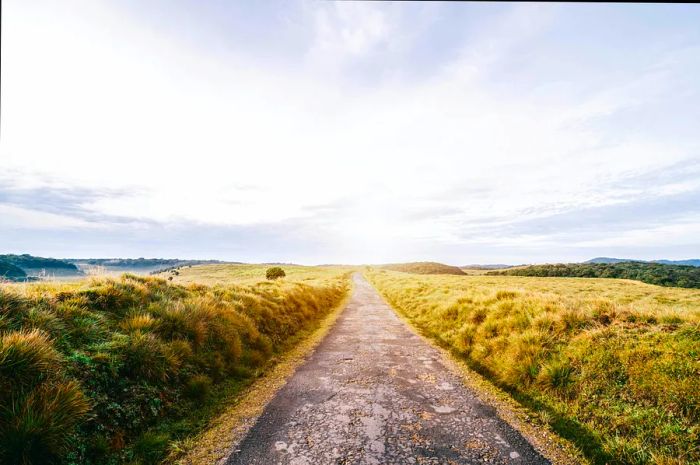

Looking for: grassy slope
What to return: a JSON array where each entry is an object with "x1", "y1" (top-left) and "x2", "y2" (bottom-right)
[
  {"x1": 380, "y1": 262, "x2": 466, "y2": 275},
  {"x1": 366, "y1": 270, "x2": 700, "y2": 465},
  {"x1": 0, "y1": 265, "x2": 350, "y2": 465}
]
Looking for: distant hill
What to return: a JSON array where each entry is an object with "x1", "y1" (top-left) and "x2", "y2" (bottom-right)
[
  {"x1": 655, "y1": 259, "x2": 700, "y2": 267},
  {"x1": 0, "y1": 255, "x2": 241, "y2": 280},
  {"x1": 70, "y1": 258, "x2": 186, "y2": 267},
  {"x1": 68, "y1": 258, "x2": 231, "y2": 267},
  {"x1": 0, "y1": 254, "x2": 82, "y2": 279},
  {"x1": 381, "y1": 262, "x2": 466, "y2": 275},
  {"x1": 489, "y1": 261, "x2": 700, "y2": 289},
  {"x1": 0, "y1": 261, "x2": 27, "y2": 281},
  {"x1": 0, "y1": 254, "x2": 80, "y2": 271},
  {"x1": 461, "y1": 264, "x2": 513, "y2": 270},
  {"x1": 587, "y1": 257, "x2": 700, "y2": 267},
  {"x1": 586, "y1": 257, "x2": 636, "y2": 264}
]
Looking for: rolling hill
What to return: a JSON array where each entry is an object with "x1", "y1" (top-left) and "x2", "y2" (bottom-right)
[
  {"x1": 0, "y1": 261, "x2": 27, "y2": 280},
  {"x1": 0, "y1": 254, "x2": 80, "y2": 271},
  {"x1": 381, "y1": 262, "x2": 466, "y2": 275},
  {"x1": 0, "y1": 254, "x2": 80, "y2": 280}
]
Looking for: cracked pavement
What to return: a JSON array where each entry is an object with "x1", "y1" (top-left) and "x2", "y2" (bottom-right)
[{"x1": 227, "y1": 274, "x2": 550, "y2": 465}]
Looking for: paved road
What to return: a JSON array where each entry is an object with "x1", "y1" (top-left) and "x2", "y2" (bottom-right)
[{"x1": 228, "y1": 274, "x2": 549, "y2": 465}]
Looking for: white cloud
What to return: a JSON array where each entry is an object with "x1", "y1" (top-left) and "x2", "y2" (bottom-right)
[
  {"x1": 312, "y1": 3, "x2": 390, "y2": 56},
  {"x1": 575, "y1": 217, "x2": 700, "y2": 248},
  {"x1": 1, "y1": 1, "x2": 699, "y2": 261}
]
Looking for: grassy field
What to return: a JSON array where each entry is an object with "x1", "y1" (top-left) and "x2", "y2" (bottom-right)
[
  {"x1": 0, "y1": 265, "x2": 350, "y2": 465},
  {"x1": 365, "y1": 270, "x2": 700, "y2": 465},
  {"x1": 159, "y1": 263, "x2": 354, "y2": 286}
]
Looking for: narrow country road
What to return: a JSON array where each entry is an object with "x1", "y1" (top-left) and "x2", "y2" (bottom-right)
[{"x1": 227, "y1": 274, "x2": 550, "y2": 465}]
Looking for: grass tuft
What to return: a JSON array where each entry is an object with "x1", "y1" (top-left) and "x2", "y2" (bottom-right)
[
  {"x1": 0, "y1": 329, "x2": 61, "y2": 387},
  {"x1": 183, "y1": 374, "x2": 213, "y2": 404}
]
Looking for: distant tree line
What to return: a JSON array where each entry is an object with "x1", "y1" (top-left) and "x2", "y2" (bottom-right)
[
  {"x1": 74, "y1": 258, "x2": 235, "y2": 267},
  {"x1": 488, "y1": 262, "x2": 700, "y2": 289},
  {"x1": 74, "y1": 258, "x2": 188, "y2": 267},
  {"x1": 0, "y1": 254, "x2": 79, "y2": 270},
  {"x1": 0, "y1": 261, "x2": 27, "y2": 280}
]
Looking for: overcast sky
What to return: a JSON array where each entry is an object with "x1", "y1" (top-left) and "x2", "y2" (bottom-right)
[{"x1": 2, "y1": 1, "x2": 699, "y2": 265}]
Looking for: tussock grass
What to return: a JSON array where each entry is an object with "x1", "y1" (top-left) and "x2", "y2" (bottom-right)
[
  {"x1": 366, "y1": 270, "x2": 700, "y2": 465},
  {"x1": 0, "y1": 329, "x2": 90, "y2": 464},
  {"x1": 0, "y1": 268, "x2": 350, "y2": 465}
]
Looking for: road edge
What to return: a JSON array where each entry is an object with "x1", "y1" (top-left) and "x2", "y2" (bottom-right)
[
  {"x1": 363, "y1": 272, "x2": 588, "y2": 465},
  {"x1": 168, "y1": 277, "x2": 355, "y2": 465}
]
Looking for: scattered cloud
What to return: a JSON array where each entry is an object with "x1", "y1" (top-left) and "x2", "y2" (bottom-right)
[{"x1": 1, "y1": 1, "x2": 699, "y2": 263}]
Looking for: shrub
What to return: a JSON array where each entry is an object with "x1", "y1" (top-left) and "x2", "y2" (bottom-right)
[{"x1": 265, "y1": 267, "x2": 286, "y2": 280}]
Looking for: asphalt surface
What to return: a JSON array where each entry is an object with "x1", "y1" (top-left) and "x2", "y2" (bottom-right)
[{"x1": 227, "y1": 274, "x2": 550, "y2": 465}]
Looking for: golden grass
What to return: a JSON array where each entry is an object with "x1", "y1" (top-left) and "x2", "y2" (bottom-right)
[
  {"x1": 0, "y1": 330, "x2": 90, "y2": 464},
  {"x1": 388, "y1": 305, "x2": 588, "y2": 465},
  {"x1": 1, "y1": 266, "x2": 352, "y2": 465},
  {"x1": 159, "y1": 263, "x2": 356, "y2": 286},
  {"x1": 167, "y1": 282, "x2": 352, "y2": 465},
  {"x1": 365, "y1": 270, "x2": 700, "y2": 465}
]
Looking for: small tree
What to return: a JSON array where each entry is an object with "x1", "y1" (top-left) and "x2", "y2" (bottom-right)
[{"x1": 266, "y1": 267, "x2": 285, "y2": 280}]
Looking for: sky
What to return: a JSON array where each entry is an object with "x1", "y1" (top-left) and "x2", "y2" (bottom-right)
[{"x1": 1, "y1": 1, "x2": 700, "y2": 265}]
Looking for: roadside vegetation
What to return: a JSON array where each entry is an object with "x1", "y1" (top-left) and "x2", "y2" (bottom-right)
[
  {"x1": 489, "y1": 261, "x2": 700, "y2": 289},
  {"x1": 380, "y1": 262, "x2": 466, "y2": 275},
  {"x1": 366, "y1": 270, "x2": 700, "y2": 464},
  {"x1": 0, "y1": 266, "x2": 350, "y2": 465}
]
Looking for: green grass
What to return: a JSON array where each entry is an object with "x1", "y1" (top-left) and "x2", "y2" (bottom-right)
[
  {"x1": 366, "y1": 270, "x2": 700, "y2": 465},
  {"x1": 0, "y1": 266, "x2": 350, "y2": 465}
]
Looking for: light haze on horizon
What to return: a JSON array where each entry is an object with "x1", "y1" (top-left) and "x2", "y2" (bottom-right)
[{"x1": 1, "y1": 1, "x2": 700, "y2": 265}]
